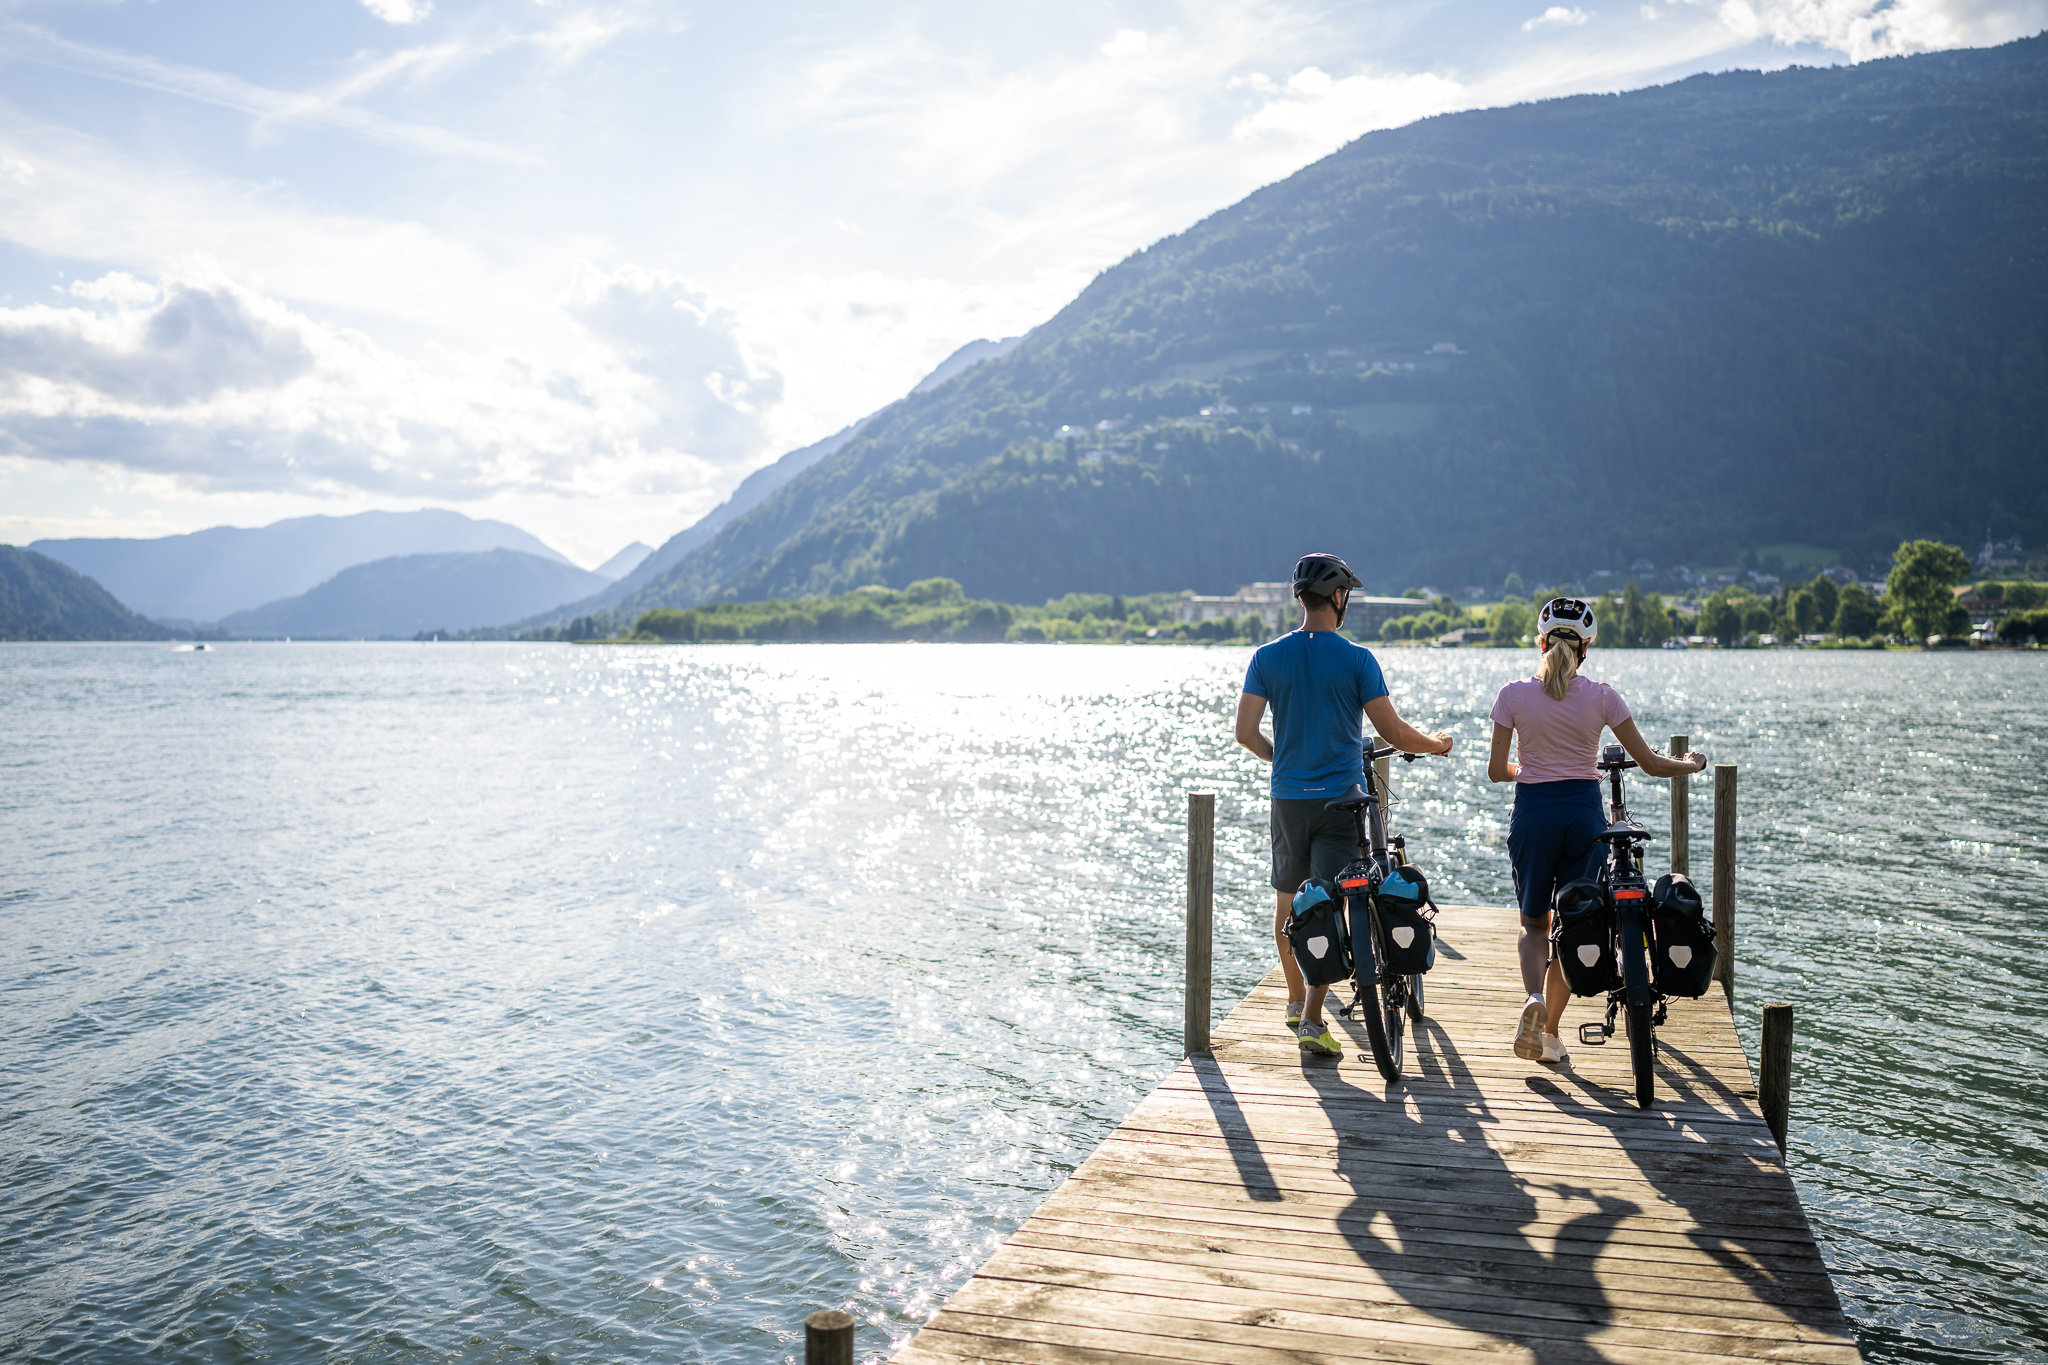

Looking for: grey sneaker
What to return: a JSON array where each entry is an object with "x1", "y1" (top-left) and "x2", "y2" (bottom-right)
[
  {"x1": 1285, "y1": 999, "x2": 1305, "y2": 1028},
  {"x1": 1513, "y1": 998, "x2": 1546, "y2": 1060},
  {"x1": 1297, "y1": 1019, "x2": 1340, "y2": 1057}
]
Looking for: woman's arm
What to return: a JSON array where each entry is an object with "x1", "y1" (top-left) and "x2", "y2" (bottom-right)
[
  {"x1": 1614, "y1": 718, "x2": 1706, "y2": 778},
  {"x1": 1363, "y1": 695, "x2": 1453, "y2": 757},
  {"x1": 1235, "y1": 692, "x2": 1273, "y2": 763},
  {"x1": 1488, "y1": 722, "x2": 1518, "y2": 783}
]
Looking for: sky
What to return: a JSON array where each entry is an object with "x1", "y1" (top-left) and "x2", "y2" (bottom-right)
[{"x1": 0, "y1": 0, "x2": 2040, "y2": 567}]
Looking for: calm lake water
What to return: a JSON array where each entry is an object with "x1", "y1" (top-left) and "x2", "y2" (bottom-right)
[{"x1": 2, "y1": 642, "x2": 2042, "y2": 1364}]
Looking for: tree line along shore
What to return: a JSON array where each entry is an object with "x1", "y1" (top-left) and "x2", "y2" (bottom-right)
[{"x1": 476, "y1": 539, "x2": 2047, "y2": 650}]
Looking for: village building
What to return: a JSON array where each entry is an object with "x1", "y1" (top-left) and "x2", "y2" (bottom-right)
[{"x1": 1178, "y1": 584, "x2": 1418, "y2": 636}]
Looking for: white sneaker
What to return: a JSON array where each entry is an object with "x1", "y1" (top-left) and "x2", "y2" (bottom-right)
[
  {"x1": 1540, "y1": 1032, "x2": 1569, "y2": 1065},
  {"x1": 1513, "y1": 998, "x2": 1546, "y2": 1060}
]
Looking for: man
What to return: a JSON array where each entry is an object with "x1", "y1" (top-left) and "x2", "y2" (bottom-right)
[{"x1": 1234, "y1": 553, "x2": 1454, "y2": 1056}]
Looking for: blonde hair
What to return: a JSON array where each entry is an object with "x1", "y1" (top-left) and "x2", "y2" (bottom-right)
[{"x1": 1539, "y1": 630, "x2": 1584, "y2": 701}]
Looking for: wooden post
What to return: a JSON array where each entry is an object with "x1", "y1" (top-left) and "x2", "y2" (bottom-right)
[
  {"x1": 805, "y1": 1309, "x2": 854, "y2": 1365},
  {"x1": 1669, "y1": 734, "x2": 1690, "y2": 876},
  {"x1": 1760, "y1": 1003, "x2": 1793, "y2": 1154},
  {"x1": 1712, "y1": 764, "x2": 1737, "y2": 998},
  {"x1": 1185, "y1": 792, "x2": 1215, "y2": 1057}
]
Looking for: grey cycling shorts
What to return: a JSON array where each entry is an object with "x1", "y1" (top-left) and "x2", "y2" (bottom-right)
[{"x1": 1270, "y1": 797, "x2": 1356, "y2": 893}]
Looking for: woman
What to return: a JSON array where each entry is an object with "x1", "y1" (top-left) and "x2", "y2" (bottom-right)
[{"x1": 1487, "y1": 597, "x2": 1707, "y2": 1063}]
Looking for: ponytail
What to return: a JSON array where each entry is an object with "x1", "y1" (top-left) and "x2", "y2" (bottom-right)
[{"x1": 1539, "y1": 631, "x2": 1583, "y2": 701}]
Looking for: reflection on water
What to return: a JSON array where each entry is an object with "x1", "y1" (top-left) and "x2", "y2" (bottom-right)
[{"x1": 0, "y1": 643, "x2": 2041, "y2": 1363}]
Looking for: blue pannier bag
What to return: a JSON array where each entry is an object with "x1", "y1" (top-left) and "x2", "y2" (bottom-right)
[
  {"x1": 1287, "y1": 876, "x2": 1351, "y2": 987},
  {"x1": 1373, "y1": 865, "x2": 1437, "y2": 974}
]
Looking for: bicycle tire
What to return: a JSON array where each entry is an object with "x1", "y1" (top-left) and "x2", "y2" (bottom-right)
[
  {"x1": 1627, "y1": 998, "x2": 1655, "y2": 1108},
  {"x1": 1354, "y1": 912, "x2": 1405, "y2": 1082},
  {"x1": 1405, "y1": 971, "x2": 1426, "y2": 1024}
]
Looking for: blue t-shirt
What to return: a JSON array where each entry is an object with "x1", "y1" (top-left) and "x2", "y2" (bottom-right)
[{"x1": 1243, "y1": 630, "x2": 1390, "y2": 799}]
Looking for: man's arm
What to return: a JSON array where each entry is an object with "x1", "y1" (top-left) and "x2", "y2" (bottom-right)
[
  {"x1": 1363, "y1": 694, "x2": 1453, "y2": 756},
  {"x1": 1235, "y1": 692, "x2": 1273, "y2": 763}
]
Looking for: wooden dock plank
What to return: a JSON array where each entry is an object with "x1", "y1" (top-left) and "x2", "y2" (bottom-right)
[{"x1": 893, "y1": 903, "x2": 1861, "y2": 1363}]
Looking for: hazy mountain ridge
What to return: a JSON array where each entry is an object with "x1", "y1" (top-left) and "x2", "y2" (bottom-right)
[
  {"x1": 32, "y1": 509, "x2": 574, "y2": 623},
  {"x1": 609, "y1": 38, "x2": 2048, "y2": 607},
  {"x1": 217, "y1": 550, "x2": 607, "y2": 639}
]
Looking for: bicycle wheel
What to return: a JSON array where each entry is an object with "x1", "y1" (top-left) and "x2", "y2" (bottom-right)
[
  {"x1": 1405, "y1": 971, "x2": 1426, "y2": 1024},
  {"x1": 1354, "y1": 912, "x2": 1405, "y2": 1082},
  {"x1": 1626, "y1": 998, "x2": 1655, "y2": 1108}
]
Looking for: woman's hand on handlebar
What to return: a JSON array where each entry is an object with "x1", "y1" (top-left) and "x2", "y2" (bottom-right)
[{"x1": 1688, "y1": 749, "x2": 1708, "y2": 772}]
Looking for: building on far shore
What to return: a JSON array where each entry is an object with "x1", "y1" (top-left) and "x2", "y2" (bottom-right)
[{"x1": 1179, "y1": 584, "x2": 1418, "y2": 637}]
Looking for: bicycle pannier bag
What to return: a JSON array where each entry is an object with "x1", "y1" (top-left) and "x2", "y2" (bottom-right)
[
  {"x1": 1373, "y1": 865, "x2": 1437, "y2": 974},
  {"x1": 1552, "y1": 878, "x2": 1620, "y2": 996},
  {"x1": 1650, "y1": 872, "x2": 1717, "y2": 998},
  {"x1": 1288, "y1": 876, "x2": 1352, "y2": 987}
]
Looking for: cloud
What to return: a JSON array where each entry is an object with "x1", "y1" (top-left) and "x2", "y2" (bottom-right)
[
  {"x1": 3, "y1": 23, "x2": 532, "y2": 163},
  {"x1": 0, "y1": 269, "x2": 778, "y2": 502},
  {"x1": 1524, "y1": 7, "x2": 1596, "y2": 29},
  {"x1": 1232, "y1": 67, "x2": 1470, "y2": 148},
  {"x1": 360, "y1": 0, "x2": 432, "y2": 23},
  {"x1": 1693, "y1": 0, "x2": 2029, "y2": 57}
]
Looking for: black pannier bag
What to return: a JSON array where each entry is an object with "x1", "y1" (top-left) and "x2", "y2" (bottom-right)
[
  {"x1": 1552, "y1": 878, "x2": 1621, "y2": 996},
  {"x1": 1650, "y1": 872, "x2": 1717, "y2": 997},
  {"x1": 1372, "y1": 865, "x2": 1437, "y2": 974},
  {"x1": 1287, "y1": 876, "x2": 1352, "y2": 987}
]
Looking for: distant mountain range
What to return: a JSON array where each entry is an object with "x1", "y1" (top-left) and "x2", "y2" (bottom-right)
[
  {"x1": 31, "y1": 508, "x2": 575, "y2": 623},
  {"x1": 574, "y1": 37, "x2": 2048, "y2": 608},
  {"x1": 0, "y1": 547, "x2": 168, "y2": 640},
  {"x1": 217, "y1": 550, "x2": 608, "y2": 639}
]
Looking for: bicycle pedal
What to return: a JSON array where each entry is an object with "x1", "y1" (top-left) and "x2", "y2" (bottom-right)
[{"x1": 1577, "y1": 1022, "x2": 1610, "y2": 1046}]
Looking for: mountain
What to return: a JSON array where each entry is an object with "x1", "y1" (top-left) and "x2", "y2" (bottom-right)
[
  {"x1": 593, "y1": 542, "x2": 653, "y2": 580},
  {"x1": 515, "y1": 334, "x2": 1029, "y2": 627},
  {"x1": 216, "y1": 550, "x2": 607, "y2": 638},
  {"x1": 605, "y1": 37, "x2": 2048, "y2": 608},
  {"x1": 0, "y1": 546, "x2": 165, "y2": 640},
  {"x1": 32, "y1": 509, "x2": 573, "y2": 623}
]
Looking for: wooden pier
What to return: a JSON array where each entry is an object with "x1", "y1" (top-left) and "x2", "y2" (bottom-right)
[{"x1": 891, "y1": 902, "x2": 1861, "y2": 1365}]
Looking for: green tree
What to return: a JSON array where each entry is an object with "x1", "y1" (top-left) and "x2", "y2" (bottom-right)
[
  {"x1": 1833, "y1": 582, "x2": 1880, "y2": 637},
  {"x1": 1806, "y1": 574, "x2": 1840, "y2": 631},
  {"x1": 1489, "y1": 599, "x2": 1535, "y2": 646},
  {"x1": 1787, "y1": 587, "x2": 1821, "y2": 637},
  {"x1": 1885, "y1": 540, "x2": 1972, "y2": 642},
  {"x1": 1699, "y1": 589, "x2": 1747, "y2": 646},
  {"x1": 1502, "y1": 572, "x2": 1525, "y2": 595}
]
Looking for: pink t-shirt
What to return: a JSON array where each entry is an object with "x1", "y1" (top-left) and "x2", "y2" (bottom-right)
[{"x1": 1489, "y1": 674, "x2": 1633, "y2": 783}]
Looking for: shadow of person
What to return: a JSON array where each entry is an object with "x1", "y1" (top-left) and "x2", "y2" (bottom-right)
[
  {"x1": 1297, "y1": 1013, "x2": 1645, "y2": 1361},
  {"x1": 1530, "y1": 1059, "x2": 1858, "y2": 1343}
]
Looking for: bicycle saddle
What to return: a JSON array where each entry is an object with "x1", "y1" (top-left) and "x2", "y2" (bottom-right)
[
  {"x1": 1595, "y1": 819, "x2": 1652, "y2": 842},
  {"x1": 1324, "y1": 785, "x2": 1376, "y2": 810}
]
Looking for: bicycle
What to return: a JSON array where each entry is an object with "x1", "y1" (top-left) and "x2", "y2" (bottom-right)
[
  {"x1": 1326, "y1": 739, "x2": 1435, "y2": 1083},
  {"x1": 1575, "y1": 742, "x2": 1666, "y2": 1108}
]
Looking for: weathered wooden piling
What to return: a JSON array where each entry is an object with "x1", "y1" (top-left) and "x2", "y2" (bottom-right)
[
  {"x1": 805, "y1": 1309, "x2": 854, "y2": 1365},
  {"x1": 1762, "y1": 1002, "x2": 1795, "y2": 1153},
  {"x1": 1184, "y1": 791, "x2": 1215, "y2": 1058},
  {"x1": 1670, "y1": 732, "x2": 1690, "y2": 874},
  {"x1": 1713, "y1": 762, "x2": 1738, "y2": 997}
]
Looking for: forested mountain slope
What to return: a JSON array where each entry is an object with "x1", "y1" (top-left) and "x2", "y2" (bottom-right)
[
  {"x1": 623, "y1": 36, "x2": 2048, "y2": 607},
  {"x1": 0, "y1": 547, "x2": 166, "y2": 640}
]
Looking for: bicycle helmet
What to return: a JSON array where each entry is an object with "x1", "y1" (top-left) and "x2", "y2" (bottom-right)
[
  {"x1": 1292, "y1": 553, "x2": 1362, "y2": 597},
  {"x1": 1536, "y1": 596, "x2": 1597, "y2": 644}
]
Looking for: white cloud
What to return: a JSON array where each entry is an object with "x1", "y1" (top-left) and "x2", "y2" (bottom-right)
[
  {"x1": 1232, "y1": 67, "x2": 1470, "y2": 148},
  {"x1": 1524, "y1": 7, "x2": 1595, "y2": 29},
  {"x1": 0, "y1": 269, "x2": 774, "y2": 503},
  {"x1": 1102, "y1": 28, "x2": 1151, "y2": 57},
  {"x1": 360, "y1": 0, "x2": 432, "y2": 23}
]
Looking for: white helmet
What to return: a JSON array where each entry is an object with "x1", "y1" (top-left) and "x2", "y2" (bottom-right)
[{"x1": 1537, "y1": 596, "x2": 1597, "y2": 643}]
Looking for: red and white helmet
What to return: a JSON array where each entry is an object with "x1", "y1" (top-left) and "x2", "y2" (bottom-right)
[{"x1": 1537, "y1": 596, "x2": 1597, "y2": 643}]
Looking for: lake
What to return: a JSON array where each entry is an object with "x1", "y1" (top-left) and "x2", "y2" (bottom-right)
[{"x1": 1, "y1": 642, "x2": 2042, "y2": 1363}]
